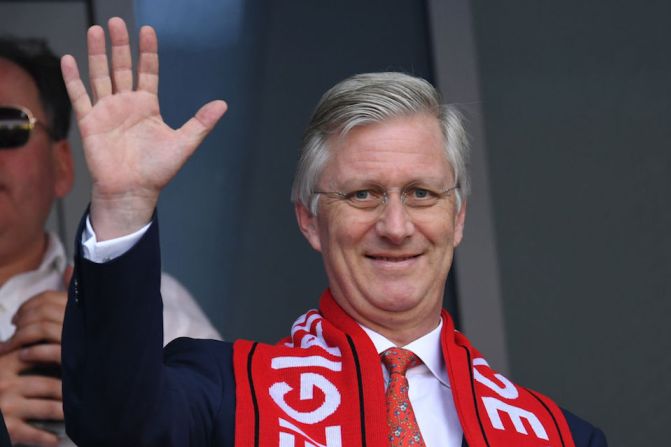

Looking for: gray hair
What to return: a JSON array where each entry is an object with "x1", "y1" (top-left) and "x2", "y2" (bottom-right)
[{"x1": 290, "y1": 72, "x2": 470, "y2": 215}]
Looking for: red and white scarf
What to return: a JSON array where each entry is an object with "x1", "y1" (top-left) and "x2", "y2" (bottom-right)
[{"x1": 233, "y1": 290, "x2": 574, "y2": 447}]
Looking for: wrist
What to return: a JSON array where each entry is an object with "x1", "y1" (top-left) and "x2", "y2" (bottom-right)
[{"x1": 90, "y1": 190, "x2": 157, "y2": 241}]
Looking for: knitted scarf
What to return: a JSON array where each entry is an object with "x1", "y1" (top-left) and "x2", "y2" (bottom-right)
[{"x1": 233, "y1": 290, "x2": 574, "y2": 447}]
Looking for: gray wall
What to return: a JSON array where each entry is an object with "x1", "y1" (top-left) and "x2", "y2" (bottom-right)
[
  {"x1": 428, "y1": 0, "x2": 509, "y2": 373},
  {"x1": 468, "y1": 1, "x2": 671, "y2": 445}
]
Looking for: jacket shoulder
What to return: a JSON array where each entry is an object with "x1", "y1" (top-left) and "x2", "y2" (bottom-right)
[{"x1": 562, "y1": 408, "x2": 608, "y2": 447}]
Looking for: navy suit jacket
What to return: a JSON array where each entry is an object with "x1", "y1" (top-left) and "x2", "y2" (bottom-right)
[
  {"x1": 63, "y1": 217, "x2": 606, "y2": 446},
  {"x1": 0, "y1": 411, "x2": 10, "y2": 447}
]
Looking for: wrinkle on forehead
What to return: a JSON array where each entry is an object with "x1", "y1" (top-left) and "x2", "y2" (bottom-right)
[{"x1": 321, "y1": 114, "x2": 453, "y2": 190}]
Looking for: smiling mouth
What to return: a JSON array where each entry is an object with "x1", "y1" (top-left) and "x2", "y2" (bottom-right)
[{"x1": 366, "y1": 254, "x2": 421, "y2": 262}]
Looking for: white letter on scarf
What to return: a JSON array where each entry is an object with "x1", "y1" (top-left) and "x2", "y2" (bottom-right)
[
  {"x1": 279, "y1": 418, "x2": 342, "y2": 447},
  {"x1": 270, "y1": 373, "x2": 341, "y2": 424},
  {"x1": 481, "y1": 397, "x2": 549, "y2": 440},
  {"x1": 472, "y1": 358, "x2": 519, "y2": 399}
]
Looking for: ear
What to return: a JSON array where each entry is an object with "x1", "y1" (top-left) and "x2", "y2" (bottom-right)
[
  {"x1": 294, "y1": 202, "x2": 322, "y2": 252},
  {"x1": 453, "y1": 199, "x2": 467, "y2": 247},
  {"x1": 51, "y1": 139, "x2": 74, "y2": 198}
]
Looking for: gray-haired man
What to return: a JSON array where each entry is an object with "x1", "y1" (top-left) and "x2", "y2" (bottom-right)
[{"x1": 62, "y1": 18, "x2": 606, "y2": 447}]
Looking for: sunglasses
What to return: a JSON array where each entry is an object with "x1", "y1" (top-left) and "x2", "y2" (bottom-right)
[{"x1": 0, "y1": 105, "x2": 53, "y2": 149}]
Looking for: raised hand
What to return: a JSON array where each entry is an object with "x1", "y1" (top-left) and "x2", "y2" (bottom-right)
[{"x1": 61, "y1": 17, "x2": 227, "y2": 240}]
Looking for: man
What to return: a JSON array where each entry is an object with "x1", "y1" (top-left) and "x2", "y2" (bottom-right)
[
  {"x1": 61, "y1": 18, "x2": 607, "y2": 446},
  {"x1": 0, "y1": 36, "x2": 220, "y2": 447}
]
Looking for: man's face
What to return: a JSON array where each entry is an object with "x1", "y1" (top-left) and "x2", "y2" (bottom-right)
[
  {"x1": 0, "y1": 58, "x2": 72, "y2": 262},
  {"x1": 296, "y1": 114, "x2": 466, "y2": 339}
]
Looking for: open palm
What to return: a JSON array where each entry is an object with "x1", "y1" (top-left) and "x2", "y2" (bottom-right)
[{"x1": 61, "y1": 18, "x2": 227, "y2": 239}]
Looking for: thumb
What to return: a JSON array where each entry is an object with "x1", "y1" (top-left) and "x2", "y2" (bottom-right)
[
  {"x1": 177, "y1": 100, "x2": 228, "y2": 150},
  {"x1": 63, "y1": 265, "x2": 74, "y2": 287}
]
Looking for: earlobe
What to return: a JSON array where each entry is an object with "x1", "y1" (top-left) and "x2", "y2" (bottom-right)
[
  {"x1": 52, "y1": 139, "x2": 74, "y2": 197},
  {"x1": 294, "y1": 202, "x2": 322, "y2": 252}
]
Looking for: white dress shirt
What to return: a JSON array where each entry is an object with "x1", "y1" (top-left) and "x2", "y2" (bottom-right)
[
  {"x1": 82, "y1": 218, "x2": 464, "y2": 447},
  {"x1": 0, "y1": 232, "x2": 68, "y2": 342}
]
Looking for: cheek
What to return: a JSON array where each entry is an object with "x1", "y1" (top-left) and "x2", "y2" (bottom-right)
[
  {"x1": 419, "y1": 222, "x2": 459, "y2": 273},
  {"x1": 416, "y1": 216, "x2": 455, "y2": 244},
  {"x1": 12, "y1": 153, "x2": 57, "y2": 207},
  {"x1": 23, "y1": 165, "x2": 54, "y2": 194},
  {"x1": 317, "y1": 212, "x2": 373, "y2": 262},
  {"x1": 328, "y1": 217, "x2": 374, "y2": 249}
]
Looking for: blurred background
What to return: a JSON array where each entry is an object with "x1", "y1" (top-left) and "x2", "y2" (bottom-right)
[{"x1": 1, "y1": 1, "x2": 669, "y2": 445}]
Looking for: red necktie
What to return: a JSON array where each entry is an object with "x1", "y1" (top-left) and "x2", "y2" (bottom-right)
[{"x1": 381, "y1": 347, "x2": 426, "y2": 446}]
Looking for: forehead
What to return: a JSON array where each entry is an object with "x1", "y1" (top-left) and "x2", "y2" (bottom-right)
[
  {"x1": 321, "y1": 114, "x2": 452, "y2": 187},
  {"x1": 0, "y1": 58, "x2": 44, "y2": 118}
]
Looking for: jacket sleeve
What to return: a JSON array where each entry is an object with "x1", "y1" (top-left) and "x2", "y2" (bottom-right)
[{"x1": 62, "y1": 214, "x2": 234, "y2": 446}]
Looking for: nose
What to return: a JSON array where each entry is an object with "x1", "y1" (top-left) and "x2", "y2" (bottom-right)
[{"x1": 375, "y1": 192, "x2": 414, "y2": 244}]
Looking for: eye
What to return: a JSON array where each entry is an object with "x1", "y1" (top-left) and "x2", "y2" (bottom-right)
[
  {"x1": 408, "y1": 187, "x2": 438, "y2": 200},
  {"x1": 343, "y1": 189, "x2": 383, "y2": 209},
  {"x1": 405, "y1": 187, "x2": 440, "y2": 207},
  {"x1": 345, "y1": 189, "x2": 382, "y2": 201},
  {"x1": 412, "y1": 188, "x2": 430, "y2": 199},
  {"x1": 353, "y1": 190, "x2": 370, "y2": 200}
]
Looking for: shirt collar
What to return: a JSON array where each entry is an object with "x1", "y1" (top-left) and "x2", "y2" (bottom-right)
[
  {"x1": 41, "y1": 232, "x2": 68, "y2": 274},
  {"x1": 0, "y1": 233, "x2": 68, "y2": 341},
  {"x1": 359, "y1": 318, "x2": 451, "y2": 388}
]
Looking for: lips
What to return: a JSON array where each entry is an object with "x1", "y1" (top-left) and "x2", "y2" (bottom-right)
[{"x1": 365, "y1": 254, "x2": 421, "y2": 262}]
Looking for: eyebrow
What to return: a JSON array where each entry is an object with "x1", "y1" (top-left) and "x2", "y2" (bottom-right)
[{"x1": 330, "y1": 177, "x2": 451, "y2": 191}]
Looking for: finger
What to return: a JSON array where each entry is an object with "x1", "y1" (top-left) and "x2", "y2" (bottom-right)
[
  {"x1": 13, "y1": 398, "x2": 63, "y2": 421},
  {"x1": 108, "y1": 17, "x2": 133, "y2": 92},
  {"x1": 0, "y1": 348, "x2": 29, "y2": 370},
  {"x1": 17, "y1": 376, "x2": 62, "y2": 399},
  {"x1": 6, "y1": 418, "x2": 60, "y2": 447},
  {"x1": 20, "y1": 344, "x2": 61, "y2": 365},
  {"x1": 177, "y1": 100, "x2": 228, "y2": 151},
  {"x1": 4, "y1": 322, "x2": 62, "y2": 351},
  {"x1": 137, "y1": 25, "x2": 159, "y2": 95},
  {"x1": 63, "y1": 265, "x2": 74, "y2": 287},
  {"x1": 60, "y1": 55, "x2": 92, "y2": 119},
  {"x1": 14, "y1": 290, "x2": 66, "y2": 314},
  {"x1": 0, "y1": 339, "x2": 20, "y2": 356},
  {"x1": 87, "y1": 25, "x2": 112, "y2": 101},
  {"x1": 13, "y1": 292, "x2": 66, "y2": 326},
  {"x1": 13, "y1": 303, "x2": 65, "y2": 328}
]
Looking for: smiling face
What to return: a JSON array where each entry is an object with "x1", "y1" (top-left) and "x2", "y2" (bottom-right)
[
  {"x1": 0, "y1": 58, "x2": 73, "y2": 274},
  {"x1": 295, "y1": 113, "x2": 466, "y2": 344}
]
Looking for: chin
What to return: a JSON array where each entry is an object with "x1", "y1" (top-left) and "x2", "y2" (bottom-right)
[{"x1": 367, "y1": 285, "x2": 426, "y2": 312}]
